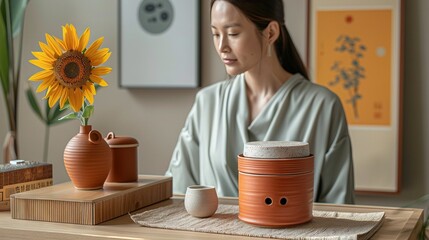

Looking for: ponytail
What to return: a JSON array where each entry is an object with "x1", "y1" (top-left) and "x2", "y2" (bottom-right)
[{"x1": 276, "y1": 25, "x2": 309, "y2": 80}]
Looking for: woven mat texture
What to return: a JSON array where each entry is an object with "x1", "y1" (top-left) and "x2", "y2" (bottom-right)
[{"x1": 131, "y1": 202, "x2": 384, "y2": 240}]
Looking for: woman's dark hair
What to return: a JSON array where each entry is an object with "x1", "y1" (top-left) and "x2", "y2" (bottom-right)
[{"x1": 210, "y1": 0, "x2": 309, "y2": 80}]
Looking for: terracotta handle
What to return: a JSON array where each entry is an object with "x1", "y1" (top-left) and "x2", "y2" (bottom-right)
[
  {"x1": 89, "y1": 130, "x2": 103, "y2": 144},
  {"x1": 106, "y1": 132, "x2": 115, "y2": 140}
]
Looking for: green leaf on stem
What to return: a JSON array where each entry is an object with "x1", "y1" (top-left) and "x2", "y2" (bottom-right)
[
  {"x1": 82, "y1": 105, "x2": 94, "y2": 118},
  {"x1": 59, "y1": 112, "x2": 79, "y2": 121},
  {"x1": 25, "y1": 87, "x2": 45, "y2": 123},
  {"x1": 47, "y1": 102, "x2": 71, "y2": 126}
]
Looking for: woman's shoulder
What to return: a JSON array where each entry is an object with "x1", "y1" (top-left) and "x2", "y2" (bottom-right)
[{"x1": 293, "y1": 75, "x2": 341, "y2": 104}]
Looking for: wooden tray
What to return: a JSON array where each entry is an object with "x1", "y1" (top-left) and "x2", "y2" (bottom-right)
[{"x1": 10, "y1": 175, "x2": 172, "y2": 225}]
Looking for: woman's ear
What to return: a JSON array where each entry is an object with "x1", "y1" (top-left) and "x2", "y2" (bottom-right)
[{"x1": 265, "y1": 21, "x2": 280, "y2": 44}]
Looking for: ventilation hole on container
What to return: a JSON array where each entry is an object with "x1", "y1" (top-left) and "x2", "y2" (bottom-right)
[
  {"x1": 280, "y1": 197, "x2": 288, "y2": 205},
  {"x1": 265, "y1": 197, "x2": 273, "y2": 205}
]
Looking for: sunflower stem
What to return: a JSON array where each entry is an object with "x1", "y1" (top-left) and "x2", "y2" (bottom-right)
[{"x1": 79, "y1": 116, "x2": 85, "y2": 126}]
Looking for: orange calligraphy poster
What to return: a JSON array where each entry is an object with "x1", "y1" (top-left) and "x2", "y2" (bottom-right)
[{"x1": 315, "y1": 9, "x2": 392, "y2": 126}]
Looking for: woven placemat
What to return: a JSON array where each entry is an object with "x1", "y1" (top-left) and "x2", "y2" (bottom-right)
[{"x1": 131, "y1": 202, "x2": 384, "y2": 240}]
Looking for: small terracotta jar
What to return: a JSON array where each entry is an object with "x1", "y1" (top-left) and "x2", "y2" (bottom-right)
[
  {"x1": 105, "y1": 132, "x2": 139, "y2": 182},
  {"x1": 238, "y1": 141, "x2": 314, "y2": 227}
]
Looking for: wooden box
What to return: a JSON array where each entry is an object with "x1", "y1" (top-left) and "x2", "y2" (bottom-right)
[{"x1": 10, "y1": 175, "x2": 172, "y2": 225}]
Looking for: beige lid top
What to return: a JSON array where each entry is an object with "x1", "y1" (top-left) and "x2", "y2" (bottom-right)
[
  {"x1": 105, "y1": 132, "x2": 139, "y2": 148},
  {"x1": 243, "y1": 141, "x2": 310, "y2": 159}
]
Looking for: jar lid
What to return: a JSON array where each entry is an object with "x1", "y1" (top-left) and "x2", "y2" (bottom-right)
[
  {"x1": 243, "y1": 141, "x2": 309, "y2": 159},
  {"x1": 105, "y1": 132, "x2": 139, "y2": 148}
]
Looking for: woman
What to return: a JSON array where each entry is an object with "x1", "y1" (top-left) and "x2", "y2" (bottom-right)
[{"x1": 166, "y1": 0, "x2": 355, "y2": 204}]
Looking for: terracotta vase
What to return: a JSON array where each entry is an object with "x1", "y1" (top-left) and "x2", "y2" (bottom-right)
[{"x1": 64, "y1": 125, "x2": 112, "y2": 190}]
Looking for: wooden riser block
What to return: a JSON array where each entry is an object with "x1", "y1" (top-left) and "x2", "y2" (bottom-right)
[{"x1": 10, "y1": 175, "x2": 172, "y2": 225}]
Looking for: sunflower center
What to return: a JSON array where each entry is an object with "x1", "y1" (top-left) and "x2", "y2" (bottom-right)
[
  {"x1": 54, "y1": 50, "x2": 91, "y2": 88},
  {"x1": 64, "y1": 62, "x2": 79, "y2": 78}
]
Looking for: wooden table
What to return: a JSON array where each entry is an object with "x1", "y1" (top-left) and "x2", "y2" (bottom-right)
[{"x1": 0, "y1": 197, "x2": 423, "y2": 240}]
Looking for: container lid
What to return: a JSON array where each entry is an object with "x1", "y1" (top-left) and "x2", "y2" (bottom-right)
[
  {"x1": 243, "y1": 141, "x2": 309, "y2": 159},
  {"x1": 105, "y1": 132, "x2": 139, "y2": 148}
]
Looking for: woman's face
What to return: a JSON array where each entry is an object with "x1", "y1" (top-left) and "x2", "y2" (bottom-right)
[{"x1": 211, "y1": 1, "x2": 264, "y2": 76}]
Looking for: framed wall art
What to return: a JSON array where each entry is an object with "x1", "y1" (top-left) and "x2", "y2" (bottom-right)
[
  {"x1": 307, "y1": 0, "x2": 404, "y2": 193},
  {"x1": 119, "y1": 0, "x2": 200, "y2": 88}
]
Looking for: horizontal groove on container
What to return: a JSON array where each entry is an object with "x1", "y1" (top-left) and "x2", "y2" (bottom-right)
[{"x1": 238, "y1": 154, "x2": 314, "y2": 227}]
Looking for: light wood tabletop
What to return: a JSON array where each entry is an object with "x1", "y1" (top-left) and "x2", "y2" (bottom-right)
[{"x1": 0, "y1": 197, "x2": 423, "y2": 240}]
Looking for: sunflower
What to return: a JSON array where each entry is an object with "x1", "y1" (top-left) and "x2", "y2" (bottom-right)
[{"x1": 29, "y1": 24, "x2": 111, "y2": 112}]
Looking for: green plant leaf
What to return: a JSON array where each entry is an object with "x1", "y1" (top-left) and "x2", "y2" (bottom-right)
[
  {"x1": 47, "y1": 103, "x2": 61, "y2": 125},
  {"x1": 60, "y1": 102, "x2": 70, "y2": 111},
  {"x1": 82, "y1": 105, "x2": 94, "y2": 118},
  {"x1": 0, "y1": 0, "x2": 10, "y2": 97},
  {"x1": 25, "y1": 88, "x2": 45, "y2": 123},
  {"x1": 47, "y1": 103, "x2": 72, "y2": 126},
  {"x1": 59, "y1": 112, "x2": 79, "y2": 121},
  {"x1": 10, "y1": 0, "x2": 27, "y2": 38}
]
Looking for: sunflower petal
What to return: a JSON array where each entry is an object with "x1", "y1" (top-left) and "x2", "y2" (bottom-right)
[
  {"x1": 54, "y1": 36, "x2": 67, "y2": 51},
  {"x1": 48, "y1": 85, "x2": 63, "y2": 108},
  {"x1": 86, "y1": 82, "x2": 96, "y2": 95},
  {"x1": 85, "y1": 82, "x2": 96, "y2": 96},
  {"x1": 46, "y1": 33, "x2": 62, "y2": 57},
  {"x1": 69, "y1": 24, "x2": 79, "y2": 50},
  {"x1": 78, "y1": 27, "x2": 90, "y2": 52},
  {"x1": 36, "y1": 76, "x2": 56, "y2": 93},
  {"x1": 59, "y1": 87, "x2": 68, "y2": 109},
  {"x1": 64, "y1": 24, "x2": 71, "y2": 49},
  {"x1": 29, "y1": 69, "x2": 53, "y2": 81},
  {"x1": 91, "y1": 66, "x2": 112, "y2": 76},
  {"x1": 83, "y1": 86, "x2": 94, "y2": 104},
  {"x1": 69, "y1": 88, "x2": 81, "y2": 112},
  {"x1": 29, "y1": 59, "x2": 53, "y2": 70},
  {"x1": 39, "y1": 42, "x2": 55, "y2": 59},
  {"x1": 85, "y1": 37, "x2": 104, "y2": 58},
  {"x1": 45, "y1": 81, "x2": 59, "y2": 96},
  {"x1": 62, "y1": 25, "x2": 70, "y2": 49},
  {"x1": 86, "y1": 47, "x2": 108, "y2": 61},
  {"x1": 87, "y1": 48, "x2": 109, "y2": 63},
  {"x1": 90, "y1": 74, "x2": 108, "y2": 87},
  {"x1": 71, "y1": 88, "x2": 84, "y2": 112},
  {"x1": 68, "y1": 88, "x2": 77, "y2": 111},
  {"x1": 91, "y1": 52, "x2": 111, "y2": 66},
  {"x1": 32, "y1": 51, "x2": 55, "y2": 63}
]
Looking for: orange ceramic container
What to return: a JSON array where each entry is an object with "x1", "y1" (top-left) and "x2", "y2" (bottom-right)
[
  {"x1": 238, "y1": 154, "x2": 314, "y2": 227},
  {"x1": 64, "y1": 125, "x2": 112, "y2": 190},
  {"x1": 105, "y1": 132, "x2": 139, "y2": 183}
]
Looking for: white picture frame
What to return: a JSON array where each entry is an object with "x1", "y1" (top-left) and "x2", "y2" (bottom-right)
[{"x1": 119, "y1": 0, "x2": 200, "y2": 88}]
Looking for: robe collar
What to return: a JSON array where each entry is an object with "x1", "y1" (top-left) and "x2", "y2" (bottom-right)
[{"x1": 236, "y1": 73, "x2": 305, "y2": 142}]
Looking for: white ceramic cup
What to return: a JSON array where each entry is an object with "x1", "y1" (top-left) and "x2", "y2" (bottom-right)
[{"x1": 184, "y1": 185, "x2": 218, "y2": 218}]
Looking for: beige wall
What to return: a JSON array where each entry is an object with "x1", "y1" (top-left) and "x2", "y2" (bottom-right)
[
  {"x1": 2, "y1": 0, "x2": 306, "y2": 184},
  {"x1": 14, "y1": 0, "x2": 218, "y2": 184},
  {"x1": 1, "y1": 0, "x2": 428, "y2": 207}
]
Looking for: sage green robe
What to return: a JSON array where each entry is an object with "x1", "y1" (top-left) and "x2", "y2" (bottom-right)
[{"x1": 166, "y1": 73, "x2": 355, "y2": 204}]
